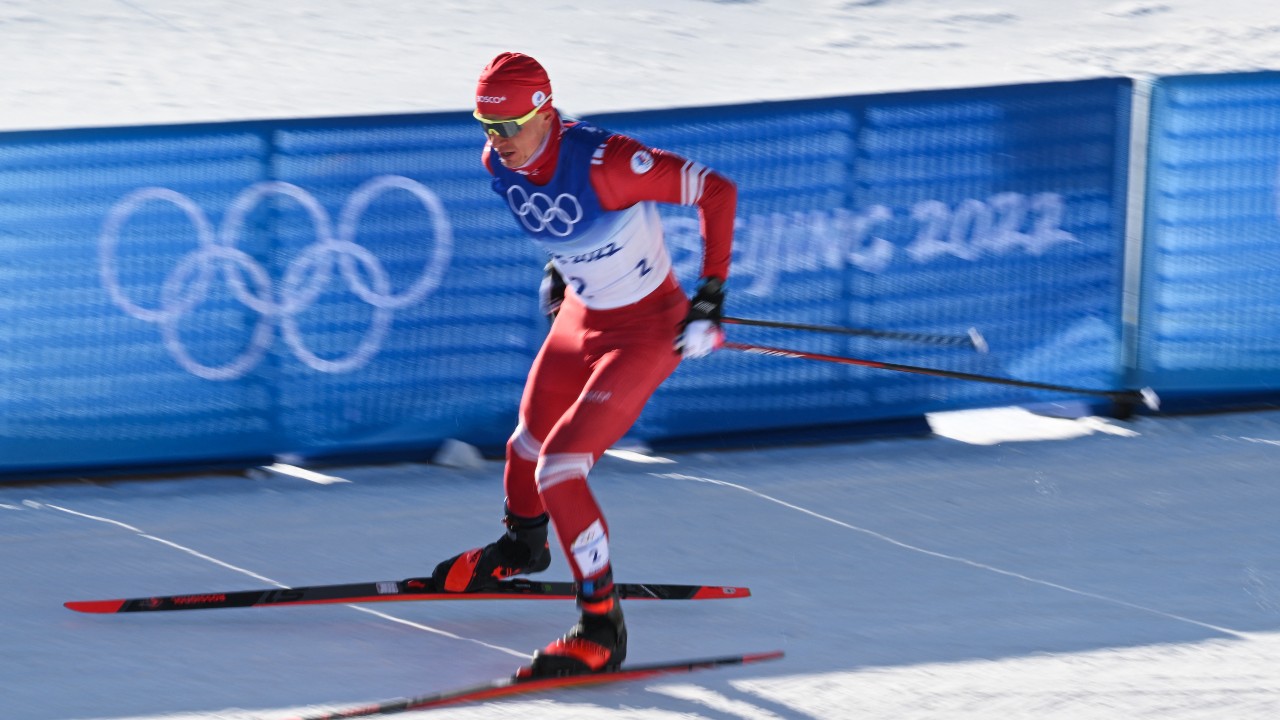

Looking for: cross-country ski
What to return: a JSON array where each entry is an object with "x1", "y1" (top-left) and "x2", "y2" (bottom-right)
[
  {"x1": 64, "y1": 577, "x2": 750, "y2": 614},
  {"x1": 282, "y1": 650, "x2": 784, "y2": 720}
]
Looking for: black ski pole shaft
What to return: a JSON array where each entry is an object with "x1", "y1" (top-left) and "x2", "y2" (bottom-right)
[
  {"x1": 722, "y1": 316, "x2": 987, "y2": 352},
  {"x1": 723, "y1": 341, "x2": 1160, "y2": 411}
]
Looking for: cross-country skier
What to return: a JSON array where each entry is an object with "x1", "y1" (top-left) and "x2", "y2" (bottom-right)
[{"x1": 432, "y1": 51, "x2": 736, "y2": 677}]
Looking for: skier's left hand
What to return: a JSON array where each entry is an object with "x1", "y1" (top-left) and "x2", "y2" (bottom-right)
[{"x1": 676, "y1": 277, "x2": 725, "y2": 359}]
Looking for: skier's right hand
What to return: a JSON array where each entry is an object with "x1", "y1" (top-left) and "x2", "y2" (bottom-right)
[{"x1": 539, "y1": 261, "x2": 566, "y2": 319}]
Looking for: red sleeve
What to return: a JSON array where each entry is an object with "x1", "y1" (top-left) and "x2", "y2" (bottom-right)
[{"x1": 590, "y1": 134, "x2": 736, "y2": 282}]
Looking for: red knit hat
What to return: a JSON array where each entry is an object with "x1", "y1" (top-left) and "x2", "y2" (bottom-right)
[{"x1": 475, "y1": 52, "x2": 553, "y2": 118}]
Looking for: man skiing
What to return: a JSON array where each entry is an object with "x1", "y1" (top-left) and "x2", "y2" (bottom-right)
[{"x1": 432, "y1": 51, "x2": 736, "y2": 677}]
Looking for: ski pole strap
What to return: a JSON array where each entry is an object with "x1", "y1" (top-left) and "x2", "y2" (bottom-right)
[
  {"x1": 721, "y1": 316, "x2": 987, "y2": 352},
  {"x1": 723, "y1": 341, "x2": 1160, "y2": 413}
]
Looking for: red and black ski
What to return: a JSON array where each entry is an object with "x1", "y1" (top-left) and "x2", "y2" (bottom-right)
[
  {"x1": 284, "y1": 650, "x2": 784, "y2": 719},
  {"x1": 64, "y1": 577, "x2": 750, "y2": 614}
]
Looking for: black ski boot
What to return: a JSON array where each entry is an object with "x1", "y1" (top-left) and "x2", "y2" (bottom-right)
[
  {"x1": 432, "y1": 510, "x2": 551, "y2": 592},
  {"x1": 523, "y1": 569, "x2": 627, "y2": 677}
]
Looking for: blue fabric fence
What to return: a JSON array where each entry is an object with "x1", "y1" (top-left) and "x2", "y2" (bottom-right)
[{"x1": 2, "y1": 70, "x2": 1274, "y2": 480}]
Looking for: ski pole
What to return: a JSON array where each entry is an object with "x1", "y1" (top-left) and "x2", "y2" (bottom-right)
[
  {"x1": 721, "y1": 316, "x2": 988, "y2": 353},
  {"x1": 722, "y1": 341, "x2": 1160, "y2": 412}
]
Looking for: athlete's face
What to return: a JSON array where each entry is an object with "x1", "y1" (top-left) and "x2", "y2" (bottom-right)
[{"x1": 486, "y1": 108, "x2": 553, "y2": 169}]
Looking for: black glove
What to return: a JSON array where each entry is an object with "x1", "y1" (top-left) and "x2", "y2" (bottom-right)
[
  {"x1": 539, "y1": 261, "x2": 566, "y2": 319},
  {"x1": 676, "y1": 277, "x2": 725, "y2": 358}
]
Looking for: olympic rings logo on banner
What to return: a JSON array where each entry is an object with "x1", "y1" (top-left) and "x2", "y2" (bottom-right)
[
  {"x1": 506, "y1": 185, "x2": 583, "y2": 237},
  {"x1": 98, "y1": 175, "x2": 453, "y2": 381}
]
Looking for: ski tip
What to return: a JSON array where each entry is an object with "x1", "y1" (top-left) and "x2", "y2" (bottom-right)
[{"x1": 64, "y1": 600, "x2": 125, "y2": 614}]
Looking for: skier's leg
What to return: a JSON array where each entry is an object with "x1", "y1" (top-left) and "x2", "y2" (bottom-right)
[
  {"x1": 527, "y1": 294, "x2": 685, "y2": 675},
  {"x1": 433, "y1": 304, "x2": 592, "y2": 592}
]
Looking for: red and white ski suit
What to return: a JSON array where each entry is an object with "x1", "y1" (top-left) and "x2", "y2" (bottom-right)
[{"x1": 486, "y1": 113, "x2": 735, "y2": 583}]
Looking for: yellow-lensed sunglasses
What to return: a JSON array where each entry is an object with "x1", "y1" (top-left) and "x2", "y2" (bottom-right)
[{"x1": 473, "y1": 95, "x2": 552, "y2": 138}]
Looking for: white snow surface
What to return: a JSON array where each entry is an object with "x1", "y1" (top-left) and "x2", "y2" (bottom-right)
[
  {"x1": 7, "y1": 409, "x2": 1280, "y2": 719},
  {"x1": 4, "y1": 2, "x2": 1280, "y2": 719},
  {"x1": 5, "y1": 0, "x2": 1280, "y2": 131}
]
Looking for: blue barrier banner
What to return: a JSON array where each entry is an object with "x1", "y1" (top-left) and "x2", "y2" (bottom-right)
[
  {"x1": 0, "y1": 78, "x2": 1132, "y2": 478},
  {"x1": 0, "y1": 115, "x2": 543, "y2": 476},
  {"x1": 591, "y1": 78, "x2": 1132, "y2": 442},
  {"x1": 1141, "y1": 72, "x2": 1280, "y2": 397},
  {"x1": 0, "y1": 127, "x2": 278, "y2": 472},
  {"x1": 265, "y1": 116, "x2": 540, "y2": 456}
]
